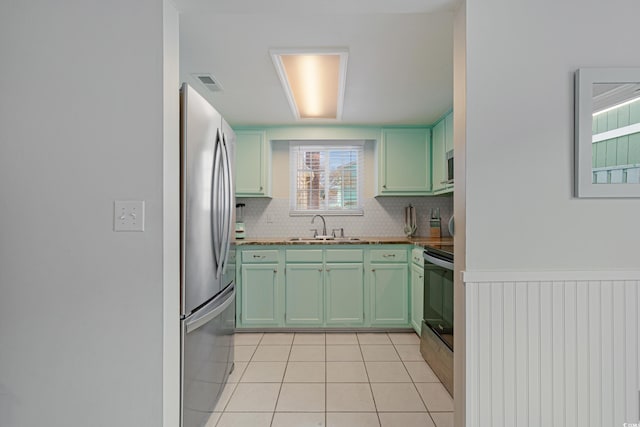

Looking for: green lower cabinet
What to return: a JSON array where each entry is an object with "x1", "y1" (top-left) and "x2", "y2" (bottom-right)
[
  {"x1": 369, "y1": 263, "x2": 409, "y2": 326},
  {"x1": 410, "y1": 262, "x2": 424, "y2": 334},
  {"x1": 240, "y1": 264, "x2": 282, "y2": 326},
  {"x1": 325, "y1": 263, "x2": 365, "y2": 326},
  {"x1": 285, "y1": 264, "x2": 324, "y2": 325}
]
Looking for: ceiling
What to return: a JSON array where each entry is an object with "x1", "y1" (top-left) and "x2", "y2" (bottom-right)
[{"x1": 176, "y1": 0, "x2": 459, "y2": 127}]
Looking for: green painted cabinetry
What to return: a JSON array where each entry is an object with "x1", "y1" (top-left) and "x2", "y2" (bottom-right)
[
  {"x1": 284, "y1": 248, "x2": 364, "y2": 327},
  {"x1": 237, "y1": 249, "x2": 282, "y2": 326},
  {"x1": 325, "y1": 263, "x2": 365, "y2": 325},
  {"x1": 237, "y1": 244, "x2": 412, "y2": 329},
  {"x1": 431, "y1": 112, "x2": 453, "y2": 195},
  {"x1": 239, "y1": 263, "x2": 282, "y2": 326},
  {"x1": 285, "y1": 263, "x2": 324, "y2": 325},
  {"x1": 235, "y1": 130, "x2": 271, "y2": 197},
  {"x1": 410, "y1": 248, "x2": 425, "y2": 334},
  {"x1": 368, "y1": 248, "x2": 410, "y2": 326},
  {"x1": 377, "y1": 128, "x2": 431, "y2": 195}
]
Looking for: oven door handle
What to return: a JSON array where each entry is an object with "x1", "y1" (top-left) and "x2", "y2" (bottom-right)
[{"x1": 423, "y1": 252, "x2": 454, "y2": 271}]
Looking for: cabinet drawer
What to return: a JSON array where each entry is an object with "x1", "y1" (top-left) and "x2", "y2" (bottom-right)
[
  {"x1": 411, "y1": 247, "x2": 423, "y2": 266},
  {"x1": 326, "y1": 249, "x2": 364, "y2": 263},
  {"x1": 370, "y1": 248, "x2": 408, "y2": 263},
  {"x1": 242, "y1": 250, "x2": 279, "y2": 263},
  {"x1": 286, "y1": 249, "x2": 323, "y2": 263}
]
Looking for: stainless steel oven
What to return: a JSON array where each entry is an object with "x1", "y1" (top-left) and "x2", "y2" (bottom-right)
[{"x1": 420, "y1": 244, "x2": 454, "y2": 396}]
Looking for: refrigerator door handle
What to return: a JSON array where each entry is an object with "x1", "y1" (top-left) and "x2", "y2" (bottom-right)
[
  {"x1": 219, "y1": 134, "x2": 233, "y2": 275},
  {"x1": 185, "y1": 286, "x2": 235, "y2": 334},
  {"x1": 211, "y1": 129, "x2": 223, "y2": 276}
]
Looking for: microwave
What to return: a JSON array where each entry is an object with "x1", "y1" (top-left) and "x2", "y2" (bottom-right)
[{"x1": 446, "y1": 149, "x2": 454, "y2": 183}]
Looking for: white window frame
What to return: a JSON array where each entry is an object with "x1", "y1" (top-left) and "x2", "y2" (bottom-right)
[{"x1": 289, "y1": 140, "x2": 364, "y2": 216}]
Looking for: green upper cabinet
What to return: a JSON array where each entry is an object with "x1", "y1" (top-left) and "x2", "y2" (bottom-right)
[
  {"x1": 377, "y1": 128, "x2": 431, "y2": 196},
  {"x1": 431, "y1": 112, "x2": 453, "y2": 195},
  {"x1": 431, "y1": 119, "x2": 447, "y2": 193},
  {"x1": 235, "y1": 130, "x2": 271, "y2": 197}
]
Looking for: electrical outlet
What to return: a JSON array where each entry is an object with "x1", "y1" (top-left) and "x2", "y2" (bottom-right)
[{"x1": 114, "y1": 200, "x2": 145, "y2": 232}]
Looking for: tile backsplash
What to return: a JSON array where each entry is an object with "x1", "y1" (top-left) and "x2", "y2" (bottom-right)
[{"x1": 235, "y1": 196, "x2": 453, "y2": 239}]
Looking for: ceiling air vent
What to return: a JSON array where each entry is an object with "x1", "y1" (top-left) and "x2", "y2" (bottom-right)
[{"x1": 193, "y1": 73, "x2": 223, "y2": 92}]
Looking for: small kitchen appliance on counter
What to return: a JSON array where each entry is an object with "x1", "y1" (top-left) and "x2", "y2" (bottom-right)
[
  {"x1": 235, "y1": 203, "x2": 246, "y2": 239},
  {"x1": 429, "y1": 208, "x2": 441, "y2": 238}
]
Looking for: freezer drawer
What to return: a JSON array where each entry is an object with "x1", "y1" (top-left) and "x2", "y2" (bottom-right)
[{"x1": 181, "y1": 284, "x2": 235, "y2": 427}]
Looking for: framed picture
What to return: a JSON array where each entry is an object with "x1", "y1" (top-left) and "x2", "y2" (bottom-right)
[{"x1": 574, "y1": 67, "x2": 640, "y2": 197}]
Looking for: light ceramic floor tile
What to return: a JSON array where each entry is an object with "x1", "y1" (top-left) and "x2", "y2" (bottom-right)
[
  {"x1": 234, "y1": 332, "x2": 264, "y2": 345},
  {"x1": 271, "y1": 412, "x2": 325, "y2": 427},
  {"x1": 284, "y1": 361, "x2": 326, "y2": 383},
  {"x1": 276, "y1": 383, "x2": 325, "y2": 412},
  {"x1": 357, "y1": 333, "x2": 392, "y2": 344},
  {"x1": 289, "y1": 345, "x2": 326, "y2": 362},
  {"x1": 325, "y1": 332, "x2": 358, "y2": 345},
  {"x1": 251, "y1": 345, "x2": 291, "y2": 361},
  {"x1": 326, "y1": 383, "x2": 376, "y2": 412},
  {"x1": 260, "y1": 333, "x2": 295, "y2": 345},
  {"x1": 225, "y1": 383, "x2": 280, "y2": 412},
  {"x1": 394, "y1": 345, "x2": 424, "y2": 361},
  {"x1": 227, "y1": 362, "x2": 248, "y2": 383},
  {"x1": 378, "y1": 412, "x2": 435, "y2": 427},
  {"x1": 326, "y1": 412, "x2": 380, "y2": 427},
  {"x1": 365, "y1": 361, "x2": 411, "y2": 383},
  {"x1": 240, "y1": 361, "x2": 286, "y2": 382},
  {"x1": 326, "y1": 361, "x2": 368, "y2": 382},
  {"x1": 430, "y1": 411, "x2": 454, "y2": 427},
  {"x1": 213, "y1": 381, "x2": 237, "y2": 412},
  {"x1": 403, "y1": 361, "x2": 439, "y2": 383},
  {"x1": 234, "y1": 345, "x2": 257, "y2": 362},
  {"x1": 360, "y1": 345, "x2": 401, "y2": 362},
  {"x1": 387, "y1": 332, "x2": 420, "y2": 345},
  {"x1": 203, "y1": 412, "x2": 221, "y2": 427},
  {"x1": 326, "y1": 345, "x2": 363, "y2": 361},
  {"x1": 294, "y1": 333, "x2": 326, "y2": 345},
  {"x1": 370, "y1": 383, "x2": 427, "y2": 412},
  {"x1": 415, "y1": 383, "x2": 454, "y2": 412},
  {"x1": 215, "y1": 412, "x2": 273, "y2": 427}
]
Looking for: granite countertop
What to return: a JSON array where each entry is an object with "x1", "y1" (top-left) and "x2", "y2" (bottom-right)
[{"x1": 235, "y1": 236, "x2": 452, "y2": 248}]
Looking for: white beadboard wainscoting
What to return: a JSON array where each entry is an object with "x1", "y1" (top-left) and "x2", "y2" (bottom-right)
[{"x1": 463, "y1": 271, "x2": 640, "y2": 427}]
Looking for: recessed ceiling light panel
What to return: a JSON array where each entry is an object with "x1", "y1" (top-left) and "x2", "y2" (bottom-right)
[{"x1": 271, "y1": 48, "x2": 348, "y2": 120}]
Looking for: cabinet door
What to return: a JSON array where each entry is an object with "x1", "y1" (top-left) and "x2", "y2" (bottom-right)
[
  {"x1": 369, "y1": 263, "x2": 409, "y2": 326},
  {"x1": 285, "y1": 264, "x2": 324, "y2": 325},
  {"x1": 445, "y1": 112, "x2": 454, "y2": 153},
  {"x1": 325, "y1": 263, "x2": 364, "y2": 325},
  {"x1": 431, "y1": 119, "x2": 446, "y2": 193},
  {"x1": 235, "y1": 130, "x2": 270, "y2": 197},
  {"x1": 240, "y1": 263, "x2": 281, "y2": 326},
  {"x1": 410, "y1": 263, "x2": 425, "y2": 334},
  {"x1": 378, "y1": 128, "x2": 431, "y2": 195}
]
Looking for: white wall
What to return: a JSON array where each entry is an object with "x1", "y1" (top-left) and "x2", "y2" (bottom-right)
[
  {"x1": 465, "y1": 0, "x2": 640, "y2": 271},
  {"x1": 463, "y1": 0, "x2": 640, "y2": 426},
  {"x1": 0, "y1": 2, "x2": 167, "y2": 426}
]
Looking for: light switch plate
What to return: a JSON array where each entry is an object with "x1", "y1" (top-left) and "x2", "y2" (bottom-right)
[{"x1": 114, "y1": 200, "x2": 145, "y2": 232}]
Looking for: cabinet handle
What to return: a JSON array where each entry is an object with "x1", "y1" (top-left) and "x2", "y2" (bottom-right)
[
  {"x1": 419, "y1": 275, "x2": 423, "y2": 279},
  {"x1": 253, "y1": 254, "x2": 264, "y2": 259},
  {"x1": 259, "y1": 186, "x2": 263, "y2": 191},
  {"x1": 273, "y1": 269, "x2": 277, "y2": 273},
  {"x1": 326, "y1": 268, "x2": 331, "y2": 272},
  {"x1": 318, "y1": 269, "x2": 323, "y2": 272},
  {"x1": 372, "y1": 269, "x2": 376, "y2": 272},
  {"x1": 382, "y1": 254, "x2": 396, "y2": 258},
  {"x1": 382, "y1": 184, "x2": 387, "y2": 189}
]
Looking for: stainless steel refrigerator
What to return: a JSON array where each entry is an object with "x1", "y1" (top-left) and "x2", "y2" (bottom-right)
[{"x1": 180, "y1": 83, "x2": 236, "y2": 427}]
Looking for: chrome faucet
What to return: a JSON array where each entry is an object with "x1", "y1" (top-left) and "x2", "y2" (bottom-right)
[{"x1": 311, "y1": 215, "x2": 327, "y2": 237}]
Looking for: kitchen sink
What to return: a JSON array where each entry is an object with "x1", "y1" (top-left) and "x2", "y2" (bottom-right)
[{"x1": 288, "y1": 237, "x2": 362, "y2": 243}]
